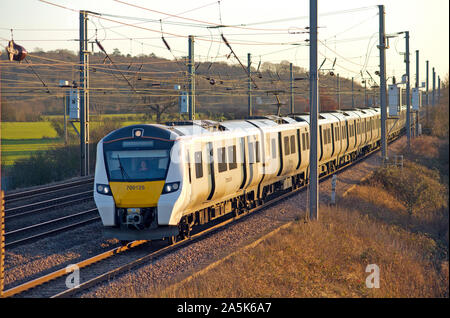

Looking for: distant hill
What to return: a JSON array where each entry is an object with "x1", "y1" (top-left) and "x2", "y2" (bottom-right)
[{"x1": 1, "y1": 48, "x2": 372, "y2": 122}]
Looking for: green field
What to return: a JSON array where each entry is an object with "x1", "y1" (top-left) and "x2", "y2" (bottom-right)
[
  {"x1": 1, "y1": 116, "x2": 147, "y2": 167},
  {"x1": 1, "y1": 122, "x2": 61, "y2": 166}
]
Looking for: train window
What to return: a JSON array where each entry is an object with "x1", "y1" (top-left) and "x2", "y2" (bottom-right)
[
  {"x1": 228, "y1": 145, "x2": 237, "y2": 170},
  {"x1": 284, "y1": 136, "x2": 290, "y2": 155},
  {"x1": 301, "y1": 133, "x2": 306, "y2": 151},
  {"x1": 328, "y1": 128, "x2": 331, "y2": 144},
  {"x1": 218, "y1": 147, "x2": 227, "y2": 172},
  {"x1": 290, "y1": 135, "x2": 296, "y2": 153},
  {"x1": 255, "y1": 141, "x2": 261, "y2": 163},
  {"x1": 194, "y1": 151, "x2": 203, "y2": 178},
  {"x1": 248, "y1": 142, "x2": 255, "y2": 163},
  {"x1": 306, "y1": 132, "x2": 310, "y2": 149},
  {"x1": 271, "y1": 138, "x2": 277, "y2": 159}
]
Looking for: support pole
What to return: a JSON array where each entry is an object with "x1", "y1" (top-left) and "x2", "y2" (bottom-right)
[
  {"x1": 290, "y1": 63, "x2": 294, "y2": 114},
  {"x1": 248, "y1": 53, "x2": 252, "y2": 117},
  {"x1": 438, "y1": 75, "x2": 441, "y2": 104},
  {"x1": 64, "y1": 91, "x2": 68, "y2": 145},
  {"x1": 405, "y1": 31, "x2": 411, "y2": 148},
  {"x1": 79, "y1": 11, "x2": 90, "y2": 176},
  {"x1": 415, "y1": 50, "x2": 419, "y2": 137},
  {"x1": 378, "y1": 5, "x2": 388, "y2": 161},
  {"x1": 364, "y1": 80, "x2": 367, "y2": 107},
  {"x1": 432, "y1": 67, "x2": 436, "y2": 107},
  {"x1": 309, "y1": 0, "x2": 319, "y2": 221},
  {"x1": 188, "y1": 35, "x2": 195, "y2": 120},
  {"x1": 0, "y1": 191, "x2": 4, "y2": 298},
  {"x1": 426, "y1": 60, "x2": 429, "y2": 125},
  {"x1": 351, "y1": 77, "x2": 354, "y2": 108},
  {"x1": 337, "y1": 73, "x2": 340, "y2": 109}
]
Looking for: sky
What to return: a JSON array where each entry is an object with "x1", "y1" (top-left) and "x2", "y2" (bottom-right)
[{"x1": 0, "y1": 0, "x2": 448, "y2": 86}]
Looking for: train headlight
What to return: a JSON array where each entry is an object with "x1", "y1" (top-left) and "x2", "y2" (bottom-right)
[
  {"x1": 162, "y1": 182, "x2": 180, "y2": 194},
  {"x1": 96, "y1": 183, "x2": 112, "y2": 196}
]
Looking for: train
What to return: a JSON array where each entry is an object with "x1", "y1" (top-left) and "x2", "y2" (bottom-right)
[{"x1": 94, "y1": 106, "x2": 411, "y2": 245}]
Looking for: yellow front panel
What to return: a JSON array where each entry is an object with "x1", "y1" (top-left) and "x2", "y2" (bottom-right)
[{"x1": 109, "y1": 181, "x2": 165, "y2": 208}]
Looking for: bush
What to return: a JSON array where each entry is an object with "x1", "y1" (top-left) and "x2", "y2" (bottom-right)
[
  {"x1": 9, "y1": 145, "x2": 80, "y2": 189},
  {"x1": 372, "y1": 162, "x2": 446, "y2": 217}
]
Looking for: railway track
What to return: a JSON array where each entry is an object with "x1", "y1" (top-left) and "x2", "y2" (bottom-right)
[
  {"x1": 3, "y1": 177, "x2": 96, "y2": 248},
  {"x1": 4, "y1": 176, "x2": 94, "y2": 204},
  {"x1": 2, "y1": 136, "x2": 393, "y2": 298},
  {"x1": 5, "y1": 209, "x2": 100, "y2": 248}
]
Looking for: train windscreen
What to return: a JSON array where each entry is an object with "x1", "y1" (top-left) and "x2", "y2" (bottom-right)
[{"x1": 105, "y1": 149, "x2": 170, "y2": 181}]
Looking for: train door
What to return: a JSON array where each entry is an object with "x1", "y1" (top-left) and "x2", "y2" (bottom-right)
[
  {"x1": 239, "y1": 137, "x2": 247, "y2": 189},
  {"x1": 206, "y1": 142, "x2": 216, "y2": 201}
]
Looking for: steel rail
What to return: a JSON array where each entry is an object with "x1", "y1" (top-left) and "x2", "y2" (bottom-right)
[
  {"x1": 4, "y1": 177, "x2": 94, "y2": 202},
  {"x1": 5, "y1": 191, "x2": 93, "y2": 215},
  {"x1": 5, "y1": 209, "x2": 100, "y2": 248},
  {"x1": 5, "y1": 196, "x2": 93, "y2": 221}
]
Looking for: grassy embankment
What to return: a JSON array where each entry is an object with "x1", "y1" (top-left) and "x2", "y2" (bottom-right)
[{"x1": 146, "y1": 102, "x2": 449, "y2": 298}]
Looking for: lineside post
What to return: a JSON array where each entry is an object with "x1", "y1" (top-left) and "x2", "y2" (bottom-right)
[
  {"x1": 248, "y1": 53, "x2": 252, "y2": 116},
  {"x1": 438, "y1": 75, "x2": 441, "y2": 104},
  {"x1": 1, "y1": 191, "x2": 4, "y2": 298},
  {"x1": 336, "y1": 73, "x2": 340, "y2": 109},
  {"x1": 405, "y1": 31, "x2": 411, "y2": 148},
  {"x1": 432, "y1": 67, "x2": 436, "y2": 107},
  {"x1": 290, "y1": 62, "x2": 294, "y2": 114},
  {"x1": 415, "y1": 50, "x2": 419, "y2": 137},
  {"x1": 378, "y1": 5, "x2": 388, "y2": 161},
  {"x1": 309, "y1": 0, "x2": 319, "y2": 221},
  {"x1": 79, "y1": 10, "x2": 90, "y2": 176},
  {"x1": 351, "y1": 77, "x2": 354, "y2": 108},
  {"x1": 426, "y1": 60, "x2": 429, "y2": 125},
  {"x1": 188, "y1": 35, "x2": 195, "y2": 120}
]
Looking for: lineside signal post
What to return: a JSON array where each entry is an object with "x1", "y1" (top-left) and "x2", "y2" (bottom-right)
[{"x1": 1, "y1": 191, "x2": 4, "y2": 297}]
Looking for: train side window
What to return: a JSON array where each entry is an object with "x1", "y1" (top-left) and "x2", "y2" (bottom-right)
[
  {"x1": 248, "y1": 142, "x2": 255, "y2": 163},
  {"x1": 306, "y1": 132, "x2": 310, "y2": 149},
  {"x1": 194, "y1": 151, "x2": 203, "y2": 178},
  {"x1": 228, "y1": 145, "x2": 237, "y2": 170},
  {"x1": 255, "y1": 141, "x2": 261, "y2": 163},
  {"x1": 271, "y1": 138, "x2": 277, "y2": 159},
  {"x1": 290, "y1": 135, "x2": 296, "y2": 153},
  {"x1": 328, "y1": 128, "x2": 331, "y2": 144},
  {"x1": 302, "y1": 133, "x2": 306, "y2": 151},
  {"x1": 218, "y1": 147, "x2": 227, "y2": 172},
  {"x1": 284, "y1": 136, "x2": 290, "y2": 155}
]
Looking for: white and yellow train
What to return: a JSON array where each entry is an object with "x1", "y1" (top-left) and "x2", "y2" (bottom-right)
[{"x1": 94, "y1": 106, "x2": 410, "y2": 244}]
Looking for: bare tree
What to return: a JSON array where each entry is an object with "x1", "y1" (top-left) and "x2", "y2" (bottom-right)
[{"x1": 141, "y1": 95, "x2": 177, "y2": 123}]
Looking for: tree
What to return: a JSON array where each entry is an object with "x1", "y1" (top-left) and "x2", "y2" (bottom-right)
[{"x1": 141, "y1": 95, "x2": 178, "y2": 123}]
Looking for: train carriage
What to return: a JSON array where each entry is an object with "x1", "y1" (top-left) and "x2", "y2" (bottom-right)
[{"x1": 94, "y1": 106, "x2": 409, "y2": 244}]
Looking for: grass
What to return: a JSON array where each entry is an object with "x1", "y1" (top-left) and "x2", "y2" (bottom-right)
[
  {"x1": 154, "y1": 205, "x2": 447, "y2": 298},
  {"x1": 0, "y1": 116, "x2": 147, "y2": 167},
  {"x1": 1, "y1": 122, "x2": 61, "y2": 166},
  {"x1": 145, "y1": 106, "x2": 449, "y2": 298}
]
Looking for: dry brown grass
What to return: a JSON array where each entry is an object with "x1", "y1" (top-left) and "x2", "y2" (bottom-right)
[
  {"x1": 146, "y1": 134, "x2": 449, "y2": 298},
  {"x1": 152, "y1": 204, "x2": 447, "y2": 298}
]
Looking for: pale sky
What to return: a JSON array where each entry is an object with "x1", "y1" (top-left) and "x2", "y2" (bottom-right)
[{"x1": 1, "y1": 0, "x2": 448, "y2": 85}]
